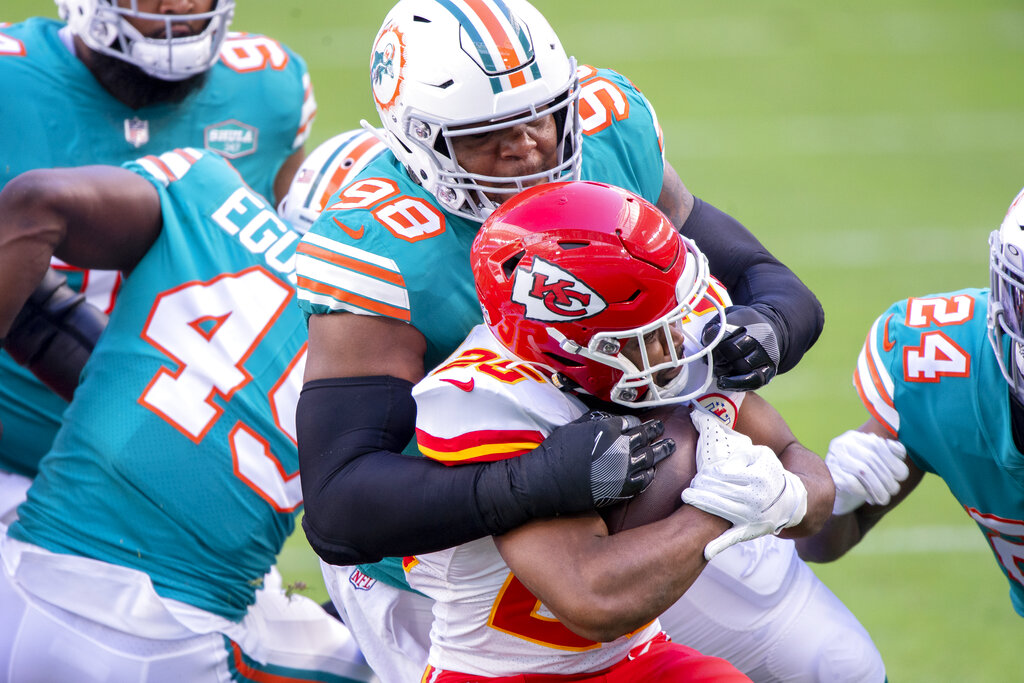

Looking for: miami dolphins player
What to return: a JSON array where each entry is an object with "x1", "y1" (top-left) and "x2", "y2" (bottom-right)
[
  {"x1": 0, "y1": 150, "x2": 374, "y2": 681},
  {"x1": 797, "y1": 185, "x2": 1024, "y2": 624},
  {"x1": 291, "y1": 1, "x2": 879, "y2": 681},
  {"x1": 408, "y1": 180, "x2": 833, "y2": 681},
  {"x1": 0, "y1": 0, "x2": 316, "y2": 515}
]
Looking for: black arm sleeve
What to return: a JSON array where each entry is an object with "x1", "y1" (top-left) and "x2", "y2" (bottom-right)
[
  {"x1": 297, "y1": 376, "x2": 593, "y2": 566},
  {"x1": 680, "y1": 197, "x2": 824, "y2": 373},
  {"x1": 5, "y1": 268, "x2": 109, "y2": 401}
]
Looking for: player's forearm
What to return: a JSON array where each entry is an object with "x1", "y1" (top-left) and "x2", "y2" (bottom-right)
[
  {"x1": 296, "y1": 377, "x2": 595, "y2": 565},
  {"x1": 776, "y1": 442, "x2": 835, "y2": 537},
  {"x1": 680, "y1": 197, "x2": 824, "y2": 373},
  {"x1": 0, "y1": 174, "x2": 68, "y2": 335},
  {"x1": 503, "y1": 507, "x2": 727, "y2": 642},
  {"x1": 794, "y1": 512, "x2": 863, "y2": 562}
]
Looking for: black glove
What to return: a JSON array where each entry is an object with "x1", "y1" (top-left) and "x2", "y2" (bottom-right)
[
  {"x1": 701, "y1": 305, "x2": 781, "y2": 391},
  {"x1": 564, "y1": 411, "x2": 676, "y2": 508}
]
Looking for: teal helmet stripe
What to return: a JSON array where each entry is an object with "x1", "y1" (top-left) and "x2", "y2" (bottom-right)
[
  {"x1": 433, "y1": 0, "x2": 537, "y2": 94},
  {"x1": 435, "y1": 0, "x2": 499, "y2": 73}
]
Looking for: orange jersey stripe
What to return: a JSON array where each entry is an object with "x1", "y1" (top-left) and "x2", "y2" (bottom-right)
[
  {"x1": 296, "y1": 275, "x2": 411, "y2": 321},
  {"x1": 862, "y1": 336, "x2": 895, "y2": 409},
  {"x1": 143, "y1": 154, "x2": 178, "y2": 182},
  {"x1": 295, "y1": 241, "x2": 406, "y2": 287},
  {"x1": 853, "y1": 369, "x2": 898, "y2": 437}
]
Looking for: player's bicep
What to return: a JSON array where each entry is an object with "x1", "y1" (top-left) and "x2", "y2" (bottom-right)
[
  {"x1": 304, "y1": 311, "x2": 427, "y2": 383},
  {"x1": 656, "y1": 161, "x2": 694, "y2": 228},
  {"x1": 8, "y1": 166, "x2": 161, "y2": 273},
  {"x1": 273, "y1": 147, "x2": 306, "y2": 207}
]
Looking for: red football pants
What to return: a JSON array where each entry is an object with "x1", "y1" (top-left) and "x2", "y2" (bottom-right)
[{"x1": 422, "y1": 632, "x2": 751, "y2": 682}]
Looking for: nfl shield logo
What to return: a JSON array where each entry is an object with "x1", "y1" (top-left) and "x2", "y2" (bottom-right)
[{"x1": 124, "y1": 117, "x2": 149, "y2": 148}]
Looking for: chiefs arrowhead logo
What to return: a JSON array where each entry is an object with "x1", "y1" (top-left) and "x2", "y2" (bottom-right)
[{"x1": 511, "y1": 257, "x2": 606, "y2": 322}]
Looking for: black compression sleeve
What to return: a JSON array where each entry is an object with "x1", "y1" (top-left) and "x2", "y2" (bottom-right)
[
  {"x1": 5, "y1": 269, "x2": 109, "y2": 401},
  {"x1": 297, "y1": 376, "x2": 592, "y2": 566},
  {"x1": 680, "y1": 197, "x2": 824, "y2": 373}
]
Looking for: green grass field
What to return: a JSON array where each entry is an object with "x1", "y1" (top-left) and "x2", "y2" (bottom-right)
[{"x1": 7, "y1": 1, "x2": 1024, "y2": 680}]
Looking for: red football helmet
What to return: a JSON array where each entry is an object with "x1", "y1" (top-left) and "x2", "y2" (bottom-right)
[{"x1": 471, "y1": 181, "x2": 727, "y2": 407}]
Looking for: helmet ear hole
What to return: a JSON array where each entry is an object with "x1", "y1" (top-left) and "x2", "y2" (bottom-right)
[
  {"x1": 544, "y1": 352, "x2": 584, "y2": 368},
  {"x1": 501, "y1": 251, "x2": 526, "y2": 280}
]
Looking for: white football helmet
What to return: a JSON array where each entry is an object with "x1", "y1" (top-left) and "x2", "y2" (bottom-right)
[
  {"x1": 56, "y1": 0, "x2": 235, "y2": 81},
  {"x1": 278, "y1": 129, "x2": 388, "y2": 233},
  {"x1": 988, "y1": 185, "x2": 1024, "y2": 404},
  {"x1": 367, "y1": 0, "x2": 581, "y2": 222}
]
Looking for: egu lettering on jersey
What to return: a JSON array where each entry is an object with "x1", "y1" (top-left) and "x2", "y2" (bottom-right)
[{"x1": 212, "y1": 186, "x2": 299, "y2": 284}]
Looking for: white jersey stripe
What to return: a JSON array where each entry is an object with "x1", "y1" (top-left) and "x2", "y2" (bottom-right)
[
  {"x1": 855, "y1": 338, "x2": 900, "y2": 433},
  {"x1": 295, "y1": 253, "x2": 410, "y2": 311},
  {"x1": 137, "y1": 158, "x2": 170, "y2": 186},
  {"x1": 159, "y1": 149, "x2": 197, "y2": 181},
  {"x1": 866, "y1": 315, "x2": 896, "y2": 399},
  {"x1": 301, "y1": 231, "x2": 401, "y2": 272},
  {"x1": 298, "y1": 289, "x2": 379, "y2": 316}
]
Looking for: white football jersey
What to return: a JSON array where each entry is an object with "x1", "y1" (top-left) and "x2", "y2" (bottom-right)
[{"x1": 408, "y1": 280, "x2": 744, "y2": 675}]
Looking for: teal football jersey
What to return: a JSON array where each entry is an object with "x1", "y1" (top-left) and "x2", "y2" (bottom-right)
[
  {"x1": 855, "y1": 287, "x2": 1024, "y2": 616},
  {"x1": 295, "y1": 65, "x2": 664, "y2": 590},
  {"x1": 0, "y1": 17, "x2": 314, "y2": 477},
  {"x1": 8, "y1": 149, "x2": 307, "y2": 621}
]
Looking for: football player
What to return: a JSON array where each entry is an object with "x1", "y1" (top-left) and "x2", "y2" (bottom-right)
[
  {"x1": 0, "y1": 152, "x2": 373, "y2": 682},
  {"x1": 290, "y1": 1, "x2": 879, "y2": 681},
  {"x1": 0, "y1": 0, "x2": 316, "y2": 519},
  {"x1": 796, "y1": 185, "x2": 1024, "y2": 622},
  {"x1": 407, "y1": 180, "x2": 833, "y2": 681}
]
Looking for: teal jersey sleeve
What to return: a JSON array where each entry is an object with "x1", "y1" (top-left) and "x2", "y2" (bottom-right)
[
  {"x1": 295, "y1": 153, "x2": 484, "y2": 372},
  {"x1": 296, "y1": 66, "x2": 666, "y2": 374},
  {"x1": 577, "y1": 65, "x2": 665, "y2": 203},
  {"x1": 9, "y1": 149, "x2": 308, "y2": 621},
  {"x1": 853, "y1": 287, "x2": 1024, "y2": 616},
  {"x1": 0, "y1": 18, "x2": 313, "y2": 477}
]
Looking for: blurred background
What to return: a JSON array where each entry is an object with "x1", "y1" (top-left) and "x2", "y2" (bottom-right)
[{"x1": 7, "y1": 1, "x2": 1024, "y2": 680}]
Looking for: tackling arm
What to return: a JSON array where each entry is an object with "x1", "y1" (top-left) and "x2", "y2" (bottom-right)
[
  {"x1": 0, "y1": 166, "x2": 161, "y2": 339},
  {"x1": 657, "y1": 163, "x2": 824, "y2": 385},
  {"x1": 298, "y1": 313, "x2": 673, "y2": 566}
]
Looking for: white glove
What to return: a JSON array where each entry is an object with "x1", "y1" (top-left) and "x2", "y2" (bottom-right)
[
  {"x1": 826, "y1": 429, "x2": 909, "y2": 515},
  {"x1": 682, "y1": 410, "x2": 808, "y2": 560}
]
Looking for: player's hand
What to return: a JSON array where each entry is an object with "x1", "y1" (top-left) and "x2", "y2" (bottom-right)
[
  {"x1": 682, "y1": 410, "x2": 808, "y2": 560},
  {"x1": 701, "y1": 305, "x2": 781, "y2": 391},
  {"x1": 558, "y1": 411, "x2": 676, "y2": 508},
  {"x1": 826, "y1": 429, "x2": 909, "y2": 515}
]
